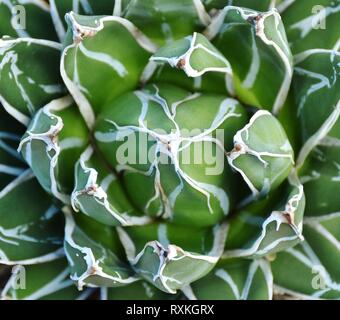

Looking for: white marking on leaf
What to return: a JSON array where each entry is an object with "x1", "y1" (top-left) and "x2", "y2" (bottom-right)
[
  {"x1": 223, "y1": 180, "x2": 303, "y2": 258},
  {"x1": 95, "y1": 89, "x2": 240, "y2": 217},
  {"x1": 227, "y1": 110, "x2": 294, "y2": 198},
  {"x1": 215, "y1": 268, "x2": 240, "y2": 299},
  {"x1": 78, "y1": 43, "x2": 128, "y2": 77},
  {"x1": 50, "y1": 0, "x2": 66, "y2": 41},
  {"x1": 297, "y1": 100, "x2": 340, "y2": 169},
  {"x1": 151, "y1": 32, "x2": 232, "y2": 78},
  {"x1": 63, "y1": 207, "x2": 138, "y2": 290},
  {"x1": 242, "y1": 29, "x2": 260, "y2": 89},
  {"x1": 18, "y1": 96, "x2": 74, "y2": 204},
  {"x1": 118, "y1": 223, "x2": 227, "y2": 294}
]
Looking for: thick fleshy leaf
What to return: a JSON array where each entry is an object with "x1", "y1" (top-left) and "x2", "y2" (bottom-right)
[
  {"x1": 117, "y1": 222, "x2": 228, "y2": 294},
  {"x1": 272, "y1": 213, "x2": 340, "y2": 299},
  {"x1": 187, "y1": 258, "x2": 273, "y2": 300},
  {"x1": 148, "y1": 32, "x2": 234, "y2": 96},
  {"x1": 223, "y1": 175, "x2": 305, "y2": 259},
  {"x1": 0, "y1": 171, "x2": 64, "y2": 265},
  {"x1": 18, "y1": 96, "x2": 88, "y2": 203},
  {"x1": 50, "y1": 0, "x2": 121, "y2": 41},
  {"x1": 0, "y1": 106, "x2": 26, "y2": 190},
  {"x1": 293, "y1": 50, "x2": 340, "y2": 216},
  {"x1": 1, "y1": 258, "x2": 93, "y2": 300},
  {"x1": 151, "y1": 32, "x2": 232, "y2": 78},
  {"x1": 61, "y1": 12, "x2": 157, "y2": 128},
  {"x1": 280, "y1": 0, "x2": 340, "y2": 54},
  {"x1": 102, "y1": 281, "x2": 176, "y2": 300},
  {"x1": 0, "y1": 37, "x2": 65, "y2": 126},
  {"x1": 72, "y1": 146, "x2": 150, "y2": 227},
  {"x1": 63, "y1": 208, "x2": 138, "y2": 289},
  {"x1": 0, "y1": 0, "x2": 58, "y2": 40},
  {"x1": 95, "y1": 83, "x2": 248, "y2": 227},
  {"x1": 293, "y1": 50, "x2": 340, "y2": 169},
  {"x1": 123, "y1": 0, "x2": 211, "y2": 45},
  {"x1": 227, "y1": 110, "x2": 294, "y2": 205},
  {"x1": 300, "y1": 147, "x2": 340, "y2": 217},
  {"x1": 205, "y1": 6, "x2": 293, "y2": 113},
  {"x1": 147, "y1": 63, "x2": 231, "y2": 96}
]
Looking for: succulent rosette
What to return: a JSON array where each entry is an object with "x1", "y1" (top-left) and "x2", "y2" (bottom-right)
[{"x1": 0, "y1": 0, "x2": 339, "y2": 300}]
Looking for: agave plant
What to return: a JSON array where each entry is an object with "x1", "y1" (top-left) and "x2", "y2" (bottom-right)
[{"x1": 0, "y1": 0, "x2": 339, "y2": 300}]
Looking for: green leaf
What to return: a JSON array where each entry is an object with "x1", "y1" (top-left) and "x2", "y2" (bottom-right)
[
  {"x1": 0, "y1": 0, "x2": 58, "y2": 41},
  {"x1": 148, "y1": 31, "x2": 235, "y2": 97},
  {"x1": 223, "y1": 176, "x2": 305, "y2": 259},
  {"x1": 123, "y1": 0, "x2": 211, "y2": 45},
  {"x1": 188, "y1": 258, "x2": 273, "y2": 300},
  {"x1": 151, "y1": 32, "x2": 232, "y2": 78},
  {"x1": 147, "y1": 63, "x2": 231, "y2": 96},
  {"x1": 280, "y1": 0, "x2": 340, "y2": 54},
  {"x1": 19, "y1": 96, "x2": 89, "y2": 204},
  {"x1": 1, "y1": 258, "x2": 93, "y2": 300},
  {"x1": 293, "y1": 50, "x2": 340, "y2": 169},
  {"x1": 293, "y1": 50, "x2": 340, "y2": 217},
  {"x1": 227, "y1": 110, "x2": 294, "y2": 204},
  {"x1": 72, "y1": 146, "x2": 149, "y2": 227},
  {"x1": 300, "y1": 147, "x2": 340, "y2": 217},
  {"x1": 95, "y1": 83, "x2": 248, "y2": 227},
  {"x1": 0, "y1": 171, "x2": 64, "y2": 264},
  {"x1": 0, "y1": 37, "x2": 65, "y2": 126},
  {"x1": 50, "y1": 0, "x2": 121, "y2": 41},
  {"x1": 272, "y1": 212, "x2": 340, "y2": 299},
  {"x1": 63, "y1": 208, "x2": 138, "y2": 289},
  {"x1": 206, "y1": 6, "x2": 293, "y2": 113},
  {"x1": 61, "y1": 12, "x2": 156, "y2": 127},
  {"x1": 117, "y1": 222, "x2": 228, "y2": 294}
]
